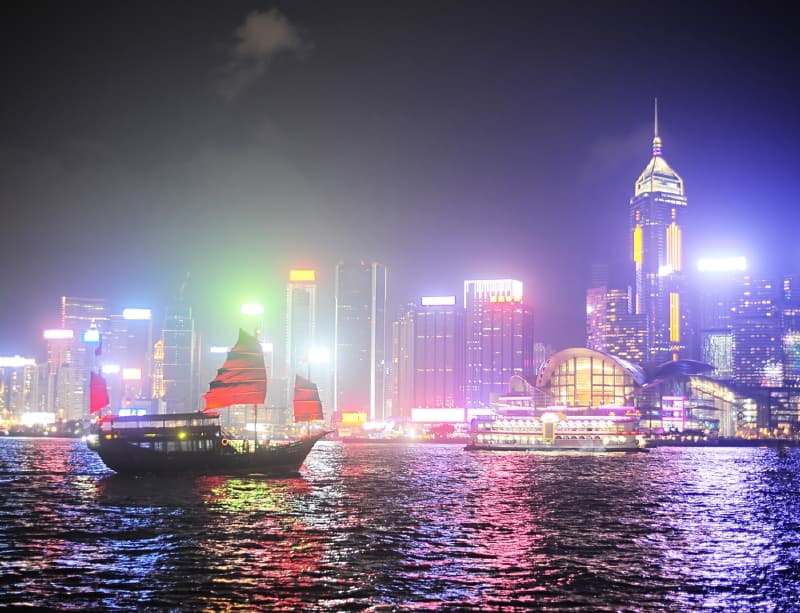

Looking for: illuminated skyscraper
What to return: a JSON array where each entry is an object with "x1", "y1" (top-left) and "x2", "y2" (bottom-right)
[
  {"x1": 161, "y1": 297, "x2": 199, "y2": 413},
  {"x1": 105, "y1": 308, "x2": 154, "y2": 410},
  {"x1": 0, "y1": 356, "x2": 40, "y2": 427},
  {"x1": 783, "y1": 275, "x2": 800, "y2": 388},
  {"x1": 391, "y1": 297, "x2": 466, "y2": 420},
  {"x1": 391, "y1": 303, "x2": 416, "y2": 421},
  {"x1": 464, "y1": 279, "x2": 534, "y2": 407},
  {"x1": 57, "y1": 296, "x2": 107, "y2": 419},
  {"x1": 151, "y1": 339, "x2": 165, "y2": 401},
  {"x1": 586, "y1": 287, "x2": 606, "y2": 352},
  {"x1": 413, "y1": 296, "x2": 466, "y2": 410},
  {"x1": 334, "y1": 260, "x2": 388, "y2": 420},
  {"x1": 392, "y1": 296, "x2": 466, "y2": 419},
  {"x1": 61, "y1": 296, "x2": 108, "y2": 335},
  {"x1": 693, "y1": 257, "x2": 748, "y2": 380},
  {"x1": 630, "y1": 100, "x2": 687, "y2": 363},
  {"x1": 42, "y1": 329, "x2": 73, "y2": 418},
  {"x1": 285, "y1": 269, "x2": 318, "y2": 401},
  {"x1": 732, "y1": 275, "x2": 783, "y2": 387}
]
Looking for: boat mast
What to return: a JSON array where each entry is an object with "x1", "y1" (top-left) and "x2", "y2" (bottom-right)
[
  {"x1": 306, "y1": 361, "x2": 311, "y2": 438},
  {"x1": 254, "y1": 326, "x2": 259, "y2": 451}
]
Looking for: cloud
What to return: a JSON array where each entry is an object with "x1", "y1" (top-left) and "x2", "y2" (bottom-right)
[
  {"x1": 578, "y1": 123, "x2": 652, "y2": 185},
  {"x1": 217, "y1": 9, "x2": 311, "y2": 100}
]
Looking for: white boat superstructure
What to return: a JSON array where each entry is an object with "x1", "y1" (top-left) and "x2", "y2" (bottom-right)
[{"x1": 466, "y1": 407, "x2": 647, "y2": 452}]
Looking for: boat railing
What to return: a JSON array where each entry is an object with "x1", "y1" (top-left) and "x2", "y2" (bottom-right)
[{"x1": 218, "y1": 437, "x2": 299, "y2": 454}]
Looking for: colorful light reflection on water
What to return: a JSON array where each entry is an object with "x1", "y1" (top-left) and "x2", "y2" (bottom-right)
[{"x1": 1, "y1": 438, "x2": 800, "y2": 611}]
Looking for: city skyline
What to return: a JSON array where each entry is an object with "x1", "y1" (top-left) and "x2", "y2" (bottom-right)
[{"x1": 1, "y1": 1, "x2": 798, "y2": 356}]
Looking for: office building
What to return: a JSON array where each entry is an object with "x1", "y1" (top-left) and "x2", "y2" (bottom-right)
[
  {"x1": 0, "y1": 356, "x2": 40, "y2": 428},
  {"x1": 413, "y1": 296, "x2": 465, "y2": 410},
  {"x1": 391, "y1": 304, "x2": 416, "y2": 421},
  {"x1": 392, "y1": 297, "x2": 466, "y2": 421},
  {"x1": 783, "y1": 275, "x2": 800, "y2": 388},
  {"x1": 161, "y1": 298, "x2": 199, "y2": 413},
  {"x1": 285, "y1": 269, "x2": 318, "y2": 403},
  {"x1": 105, "y1": 308, "x2": 154, "y2": 411}
]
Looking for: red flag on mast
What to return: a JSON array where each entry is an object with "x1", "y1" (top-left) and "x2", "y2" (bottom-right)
[{"x1": 90, "y1": 371, "x2": 110, "y2": 413}]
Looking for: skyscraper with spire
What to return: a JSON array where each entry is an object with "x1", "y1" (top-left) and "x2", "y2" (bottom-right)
[{"x1": 630, "y1": 100, "x2": 688, "y2": 363}]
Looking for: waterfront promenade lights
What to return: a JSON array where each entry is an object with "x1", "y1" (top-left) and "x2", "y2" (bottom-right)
[{"x1": 241, "y1": 303, "x2": 264, "y2": 339}]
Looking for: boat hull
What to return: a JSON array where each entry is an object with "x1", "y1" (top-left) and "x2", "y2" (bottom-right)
[{"x1": 90, "y1": 431, "x2": 329, "y2": 476}]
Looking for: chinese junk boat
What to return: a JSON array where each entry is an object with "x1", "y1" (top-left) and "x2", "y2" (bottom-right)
[
  {"x1": 466, "y1": 407, "x2": 647, "y2": 452},
  {"x1": 87, "y1": 329, "x2": 329, "y2": 476}
]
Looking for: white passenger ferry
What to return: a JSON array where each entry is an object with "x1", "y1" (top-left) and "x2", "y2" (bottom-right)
[{"x1": 465, "y1": 406, "x2": 647, "y2": 452}]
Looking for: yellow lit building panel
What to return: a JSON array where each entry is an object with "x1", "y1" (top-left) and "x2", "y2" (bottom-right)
[
  {"x1": 666, "y1": 222, "x2": 682, "y2": 272},
  {"x1": 633, "y1": 225, "x2": 643, "y2": 264},
  {"x1": 289, "y1": 269, "x2": 316, "y2": 282},
  {"x1": 669, "y1": 292, "x2": 680, "y2": 342},
  {"x1": 341, "y1": 411, "x2": 367, "y2": 425}
]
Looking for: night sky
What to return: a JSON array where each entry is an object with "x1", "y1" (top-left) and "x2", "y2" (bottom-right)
[{"x1": 1, "y1": 1, "x2": 798, "y2": 357}]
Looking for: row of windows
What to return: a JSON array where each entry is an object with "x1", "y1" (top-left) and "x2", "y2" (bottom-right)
[{"x1": 543, "y1": 355, "x2": 637, "y2": 407}]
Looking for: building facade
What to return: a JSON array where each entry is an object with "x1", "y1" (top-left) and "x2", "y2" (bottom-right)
[
  {"x1": 586, "y1": 286, "x2": 646, "y2": 364},
  {"x1": 732, "y1": 275, "x2": 783, "y2": 388},
  {"x1": 412, "y1": 296, "x2": 466, "y2": 411},
  {"x1": 537, "y1": 347, "x2": 645, "y2": 408}
]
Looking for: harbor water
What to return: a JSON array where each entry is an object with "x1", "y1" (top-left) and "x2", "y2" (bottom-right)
[{"x1": 2, "y1": 437, "x2": 800, "y2": 611}]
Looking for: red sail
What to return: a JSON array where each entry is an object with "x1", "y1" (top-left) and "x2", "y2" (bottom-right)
[
  {"x1": 293, "y1": 374, "x2": 324, "y2": 422},
  {"x1": 203, "y1": 329, "x2": 267, "y2": 410},
  {"x1": 90, "y1": 371, "x2": 110, "y2": 413}
]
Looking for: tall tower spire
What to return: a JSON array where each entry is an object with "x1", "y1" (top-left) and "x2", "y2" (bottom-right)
[
  {"x1": 630, "y1": 100, "x2": 687, "y2": 363},
  {"x1": 652, "y1": 97, "x2": 662, "y2": 156}
]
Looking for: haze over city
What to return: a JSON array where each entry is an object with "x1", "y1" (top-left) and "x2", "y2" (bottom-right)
[{"x1": 1, "y1": 1, "x2": 798, "y2": 357}]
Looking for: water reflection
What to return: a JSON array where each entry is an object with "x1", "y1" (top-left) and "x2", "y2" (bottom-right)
[{"x1": 2, "y1": 438, "x2": 800, "y2": 610}]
